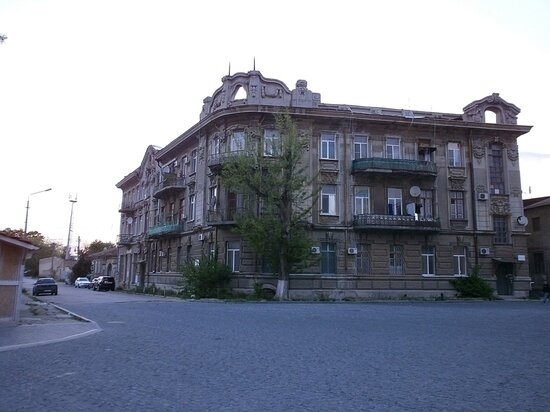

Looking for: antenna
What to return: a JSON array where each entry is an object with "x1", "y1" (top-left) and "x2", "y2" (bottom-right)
[
  {"x1": 253, "y1": 56, "x2": 256, "y2": 71},
  {"x1": 65, "y1": 194, "x2": 78, "y2": 260},
  {"x1": 228, "y1": 62, "x2": 231, "y2": 76}
]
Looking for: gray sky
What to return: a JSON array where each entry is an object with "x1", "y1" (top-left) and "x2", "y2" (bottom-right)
[{"x1": 1, "y1": 0, "x2": 548, "y2": 248}]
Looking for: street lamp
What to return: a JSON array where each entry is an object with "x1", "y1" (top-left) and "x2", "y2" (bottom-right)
[{"x1": 24, "y1": 188, "x2": 52, "y2": 233}]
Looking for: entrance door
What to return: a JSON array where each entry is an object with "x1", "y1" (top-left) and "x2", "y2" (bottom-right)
[{"x1": 495, "y1": 262, "x2": 514, "y2": 295}]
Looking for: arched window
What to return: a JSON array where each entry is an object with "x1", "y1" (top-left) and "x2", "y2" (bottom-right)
[
  {"x1": 484, "y1": 110, "x2": 497, "y2": 124},
  {"x1": 233, "y1": 85, "x2": 247, "y2": 101}
]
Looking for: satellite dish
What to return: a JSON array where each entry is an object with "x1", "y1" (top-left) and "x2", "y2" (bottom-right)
[
  {"x1": 409, "y1": 186, "x2": 421, "y2": 197},
  {"x1": 127, "y1": 217, "x2": 133, "y2": 224},
  {"x1": 517, "y1": 216, "x2": 528, "y2": 226}
]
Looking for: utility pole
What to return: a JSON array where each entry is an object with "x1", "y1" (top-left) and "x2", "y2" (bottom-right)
[{"x1": 65, "y1": 195, "x2": 77, "y2": 260}]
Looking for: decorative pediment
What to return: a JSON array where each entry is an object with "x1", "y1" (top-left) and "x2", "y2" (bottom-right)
[
  {"x1": 463, "y1": 93, "x2": 520, "y2": 125},
  {"x1": 200, "y1": 70, "x2": 320, "y2": 119}
]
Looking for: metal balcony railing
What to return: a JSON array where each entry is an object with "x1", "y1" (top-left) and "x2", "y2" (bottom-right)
[
  {"x1": 353, "y1": 214, "x2": 441, "y2": 231},
  {"x1": 153, "y1": 175, "x2": 186, "y2": 198},
  {"x1": 351, "y1": 158, "x2": 437, "y2": 175},
  {"x1": 147, "y1": 223, "x2": 186, "y2": 237},
  {"x1": 206, "y1": 208, "x2": 247, "y2": 224},
  {"x1": 118, "y1": 234, "x2": 135, "y2": 245}
]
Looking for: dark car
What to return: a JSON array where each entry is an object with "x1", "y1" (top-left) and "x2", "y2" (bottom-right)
[
  {"x1": 93, "y1": 276, "x2": 115, "y2": 291},
  {"x1": 32, "y1": 277, "x2": 58, "y2": 296}
]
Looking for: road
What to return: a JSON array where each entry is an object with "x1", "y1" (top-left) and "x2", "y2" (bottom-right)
[{"x1": 3, "y1": 282, "x2": 550, "y2": 411}]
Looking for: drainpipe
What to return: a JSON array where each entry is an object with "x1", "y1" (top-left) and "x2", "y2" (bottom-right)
[{"x1": 468, "y1": 130, "x2": 479, "y2": 268}]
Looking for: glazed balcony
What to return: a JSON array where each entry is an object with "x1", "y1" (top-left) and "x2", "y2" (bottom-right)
[
  {"x1": 351, "y1": 158, "x2": 437, "y2": 176},
  {"x1": 153, "y1": 174, "x2": 186, "y2": 199},
  {"x1": 147, "y1": 222, "x2": 186, "y2": 238},
  {"x1": 353, "y1": 214, "x2": 440, "y2": 232}
]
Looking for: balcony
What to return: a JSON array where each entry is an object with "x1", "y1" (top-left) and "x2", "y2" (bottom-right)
[
  {"x1": 118, "y1": 234, "x2": 135, "y2": 245},
  {"x1": 153, "y1": 174, "x2": 186, "y2": 199},
  {"x1": 351, "y1": 158, "x2": 437, "y2": 176},
  {"x1": 119, "y1": 202, "x2": 137, "y2": 213},
  {"x1": 353, "y1": 214, "x2": 441, "y2": 232},
  {"x1": 206, "y1": 208, "x2": 246, "y2": 225},
  {"x1": 147, "y1": 223, "x2": 186, "y2": 238},
  {"x1": 207, "y1": 150, "x2": 249, "y2": 172}
]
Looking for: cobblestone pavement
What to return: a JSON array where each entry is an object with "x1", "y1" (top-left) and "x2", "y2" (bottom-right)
[{"x1": 2, "y1": 299, "x2": 550, "y2": 411}]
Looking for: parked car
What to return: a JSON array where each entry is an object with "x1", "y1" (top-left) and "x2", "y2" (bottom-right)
[
  {"x1": 74, "y1": 277, "x2": 92, "y2": 288},
  {"x1": 93, "y1": 276, "x2": 115, "y2": 291},
  {"x1": 32, "y1": 277, "x2": 58, "y2": 296}
]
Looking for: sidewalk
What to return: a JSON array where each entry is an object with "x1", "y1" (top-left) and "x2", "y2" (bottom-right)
[{"x1": 0, "y1": 293, "x2": 101, "y2": 352}]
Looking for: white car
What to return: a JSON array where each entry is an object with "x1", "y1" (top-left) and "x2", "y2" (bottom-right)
[{"x1": 74, "y1": 277, "x2": 92, "y2": 288}]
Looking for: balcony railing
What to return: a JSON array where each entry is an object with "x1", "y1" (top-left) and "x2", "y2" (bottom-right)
[
  {"x1": 351, "y1": 158, "x2": 437, "y2": 176},
  {"x1": 118, "y1": 234, "x2": 135, "y2": 245},
  {"x1": 207, "y1": 150, "x2": 249, "y2": 171},
  {"x1": 353, "y1": 214, "x2": 440, "y2": 232},
  {"x1": 153, "y1": 174, "x2": 186, "y2": 199},
  {"x1": 206, "y1": 208, "x2": 247, "y2": 225},
  {"x1": 119, "y1": 202, "x2": 137, "y2": 213}
]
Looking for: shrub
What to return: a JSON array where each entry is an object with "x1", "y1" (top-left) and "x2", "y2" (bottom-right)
[
  {"x1": 450, "y1": 267, "x2": 494, "y2": 299},
  {"x1": 180, "y1": 258, "x2": 232, "y2": 299}
]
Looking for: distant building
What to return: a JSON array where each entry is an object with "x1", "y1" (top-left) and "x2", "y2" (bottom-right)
[
  {"x1": 524, "y1": 196, "x2": 550, "y2": 292},
  {"x1": 117, "y1": 71, "x2": 533, "y2": 298},
  {"x1": 0, "y1": 234, "x2": 38, "y2": 324},
  {"x1": 89, "y1": 247, "x2": 118, "y2": 280},
  {"x1": 38, "y1": 257, "x2": 75, "y2": 283}
]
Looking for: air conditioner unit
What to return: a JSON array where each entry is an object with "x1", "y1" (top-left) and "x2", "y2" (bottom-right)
[
  {"x1": 479, "y1": 247, "x2": 490, "y2": 256},
  {"x1": 347, "y1": 247, "x2": 358, "y2": 255},
  {"x1": 198, "y1": 233, "x2": 204, "y2": 241},
  {"x1": 478, "y1": 193, "x2": 489, "y2": 201},
  {"x1": 311, "y1": 246, "x2": 321, "y2": 254}
]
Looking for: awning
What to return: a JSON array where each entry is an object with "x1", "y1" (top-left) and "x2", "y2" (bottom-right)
[{"x1": 492, "y1": 257, "x2": 517, "y2": 264}]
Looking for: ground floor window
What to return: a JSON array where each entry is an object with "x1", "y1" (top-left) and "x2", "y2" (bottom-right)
[
  {"x1": 356, "y1": 243, "x2": 370, "y2": 275},
  {"x1": 421, "y1": 245, "x2": 435, "y2": 276},
  {"x1": 389, "y1": 245, "x2": 404, "y2": 275},
  {"x1": 321, "y1": 242, "x2": 336, "y2": 274},
  {"x1": 226, "y1": 241, "x2": 240, "y2": 272},
  {"x1": 453, "y1": 247, "x2": 467, "y2": 276}
]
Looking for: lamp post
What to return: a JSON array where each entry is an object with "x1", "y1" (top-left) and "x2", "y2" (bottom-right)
[{"x1": 24, "y1": 188, "x2": 52, "y2": 233}]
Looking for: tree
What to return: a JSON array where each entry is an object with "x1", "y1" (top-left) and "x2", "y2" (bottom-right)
[
  {"x1": 221, "y1": 113, "x2": 316, "y2": 299},
  {"x1": 70, "y1": 240, "x2": 116, "y2": 282}
]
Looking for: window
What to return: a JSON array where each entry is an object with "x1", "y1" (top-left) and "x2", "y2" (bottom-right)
[
  {"x1": 230, "y1": 130, "x2": 245, "y2": 152},
  {"x1": 264, "y1": 128, "x2": 280, "y2": 157},
  {"x1": 354, "y1": 187, "x2": 370, "y2": 215},
  {"x1": 190, "y1": 149, "x2": 198, "y2": 174},
  {"x1": 387, "y1": 188, "x2": 402, "y2": 215},
  {"x1": 356, "y1": 244, "x2": 370, "y2": 275},
  {"x1": 448, "y1": 142, "x2": 462, "y2": 167},
  {"x1": 419, "y1": 190, "x2": 433, "y2": 218},
  {"x1": 209, "y1": 186, "x2": 218, "y2": 211},
  {"x1": 354, "y1": 135, "x2": 368, "y2": 159},
  {"x1": 226, "y1": 241, "x2": 240, "y2": 272},
  {"x1": 489, "y1": 144, "x2": 505, "y2": 194},
  {"x1": 209, "y1": 136, "x2": 220, "y2": 157},
  {"x1": 493, "y1": 215, "x2": 509, "y2": 244},
  {"x1": 453, "y1": 247, "x2": 467, "y2": 276},
  {"x1": 532, "y1": 217, "x2": 541, "y2": 232},
  {"x1": 421, "y1": 246, "x2": 435, "y2": 276},
  {"x1": 321, "y1": 185, "x2": 337, "y2": 215},
  {"x1": 321, "y1": 242, "x2": 336, "y2": 274},
  {"x1": 389, "y1": 245, "x2": 404, "y2": 275},
  {"x1": 386, "y1": 137, "x2": 401, "y2": 159},
  {"x1": 177, "y1": 246, "x2": 182, "y2": 268},
  {"x1": 166, "y1": 247, "x2": 172, "y2": 271},
  {"x1": 321, "y1": 133, "x2": 336, "y2": 160},
  {"x1": 534, "y1": 252, "x2": 545, "y2": 274},
  {"x1": 450, "y1": 191, "x2": 465, "y2": 219},
  {"x1": 188, "y1": 194, "x2": 196, "y2": 221}
]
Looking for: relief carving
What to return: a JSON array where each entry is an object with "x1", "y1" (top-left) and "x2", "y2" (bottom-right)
[
  {"x1": 448, "y1": 177, "x2": 465, "y2": 190},
  {"x1": 473, "y1": 142, "x2": 485, "y2": 159},
  {"x1": 507, "y1": 146, "x2": 519, "y2": 161},
  {"x1": 491, "y1": 198, "x2": 510, "y2": 215}
]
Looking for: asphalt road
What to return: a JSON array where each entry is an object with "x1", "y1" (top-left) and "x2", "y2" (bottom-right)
[{"x1": 3, "y1": 284, "x2": 550, "y2": 411}]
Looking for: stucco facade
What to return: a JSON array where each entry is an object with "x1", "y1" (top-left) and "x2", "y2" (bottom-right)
[{"x1": 117, "y1": 71, "x2": 532, "y2": 298}]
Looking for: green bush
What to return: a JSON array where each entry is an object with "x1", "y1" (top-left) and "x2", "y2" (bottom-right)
[
  {"x1": 450, "y1": 267, "x2": 494, "y2": 299},
  {"x1": 180, "y1": 258, "x2": 232, "y2": 299}
]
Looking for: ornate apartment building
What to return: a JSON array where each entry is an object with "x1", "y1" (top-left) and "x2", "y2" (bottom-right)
[{"x1": 116, "y1": 70, "x2": 532, "y2": 298}]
